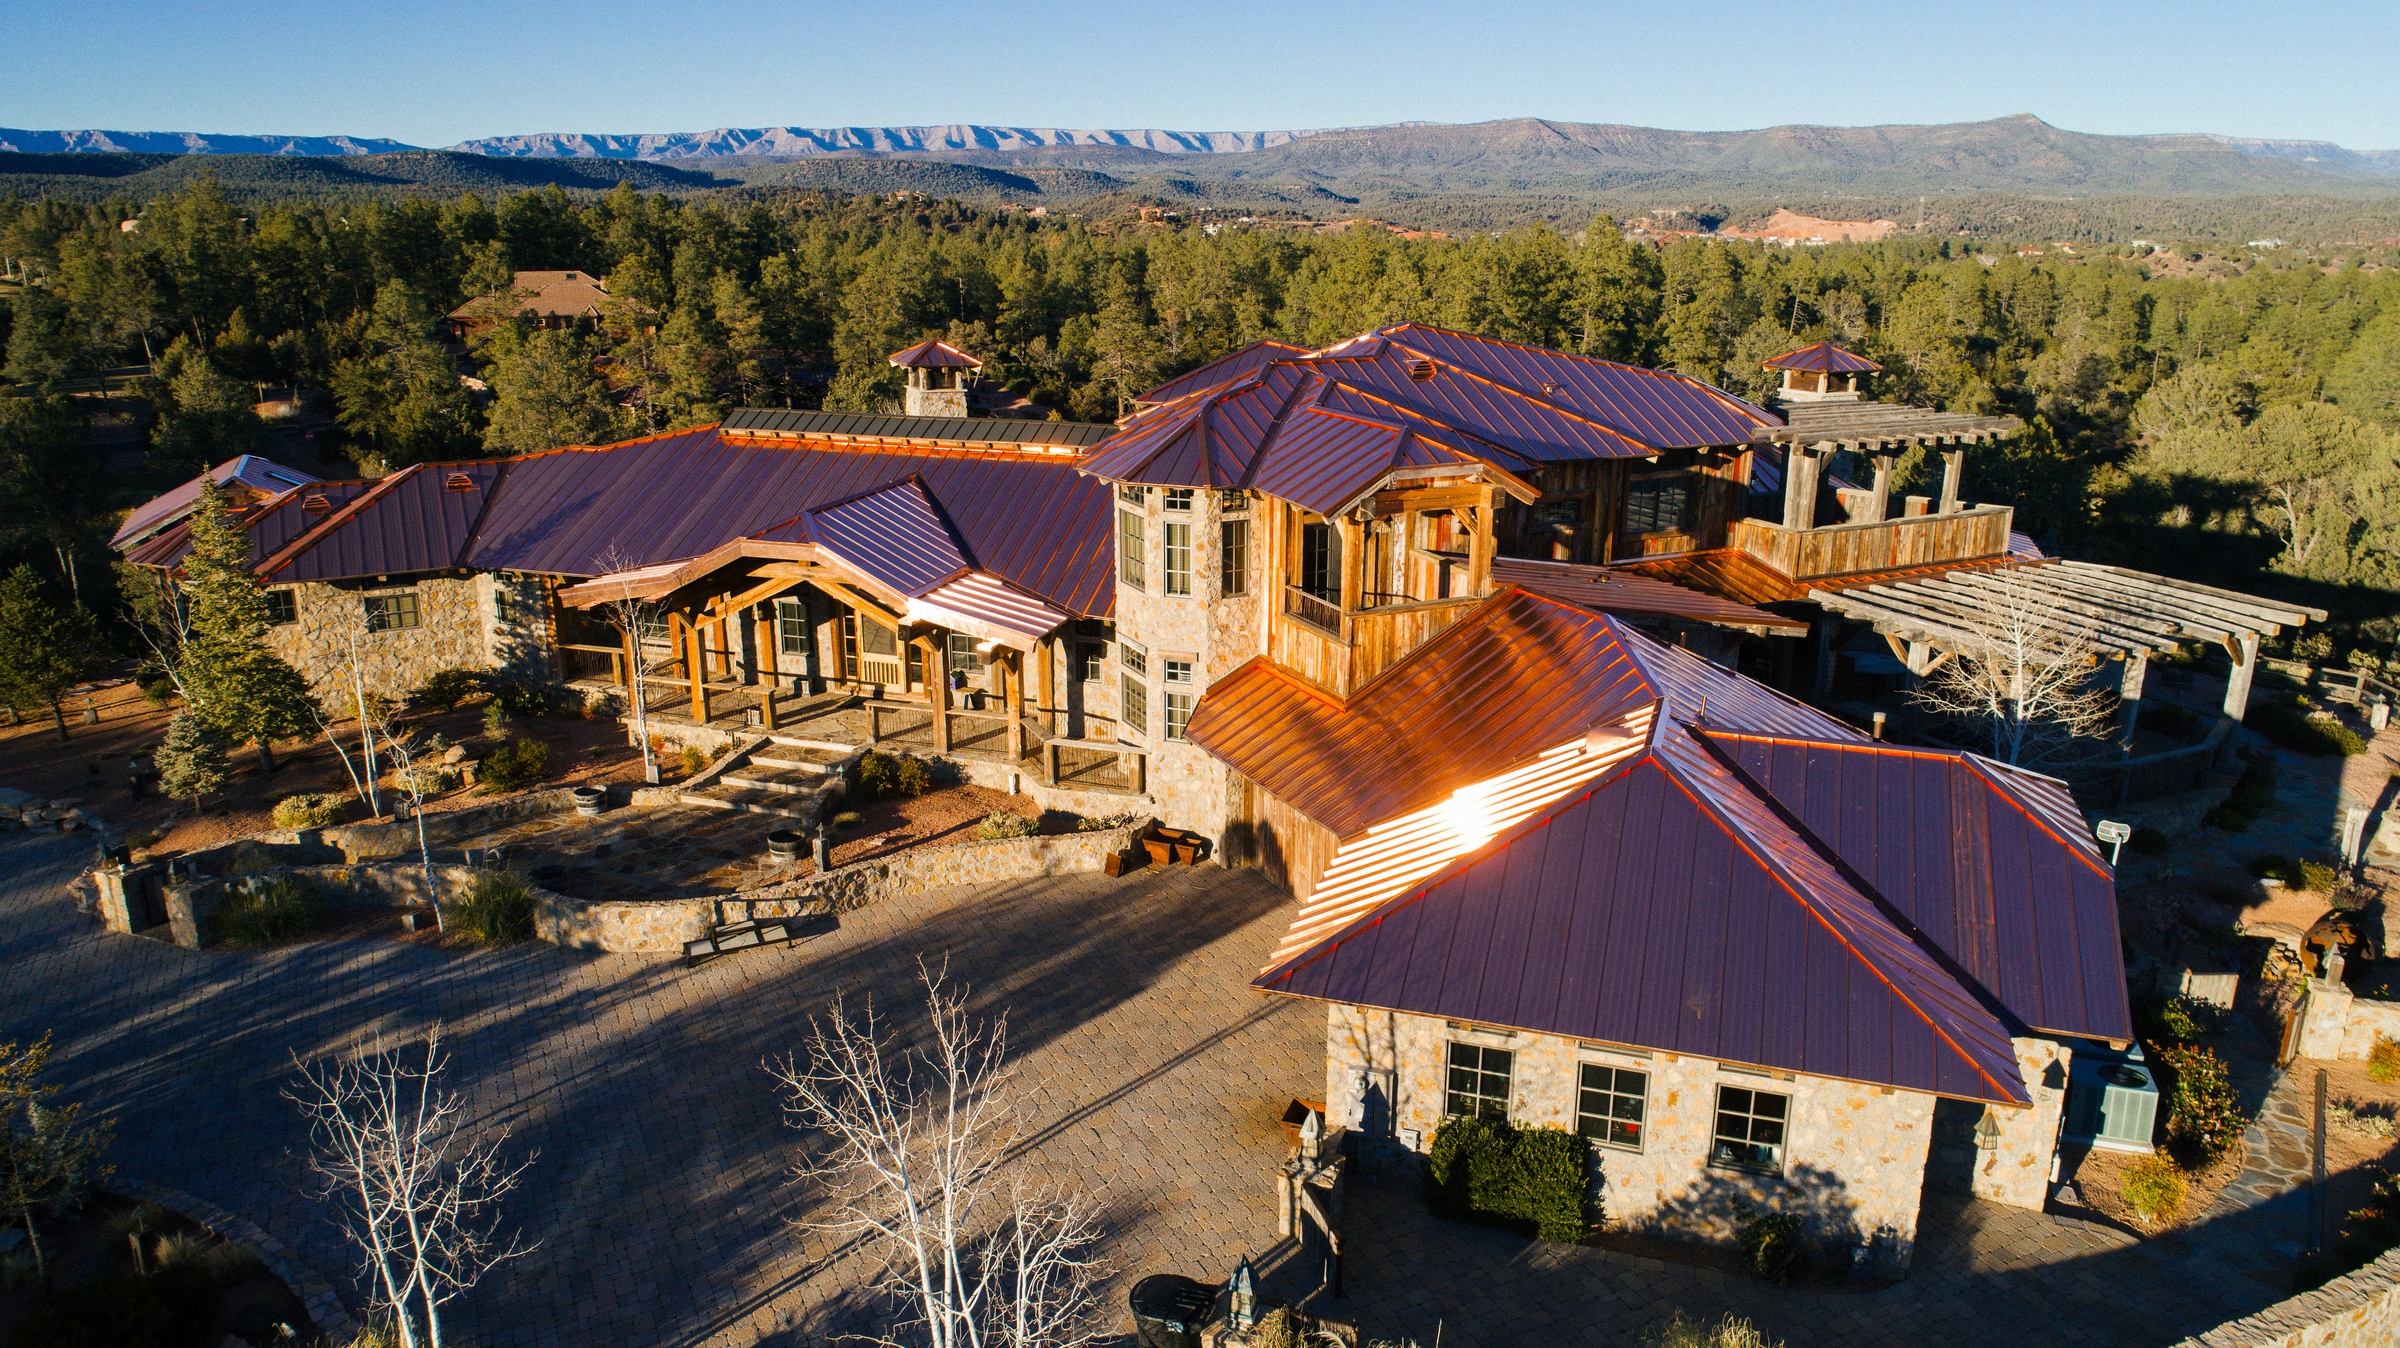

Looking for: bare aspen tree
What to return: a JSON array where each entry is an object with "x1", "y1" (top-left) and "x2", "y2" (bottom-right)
[
  {"x1": 1909, "y1": 573, "x2": 2118, "y2": 767},
  {"x1": 588, "y1": 544, "x2": 663, "y2": 784},
  {"x1": 770, "y1": 966, "x2": 1105, "y2": 1348},
  {"x1": 287, "y1": 1027, "x2": 536, "y2": 1348}
]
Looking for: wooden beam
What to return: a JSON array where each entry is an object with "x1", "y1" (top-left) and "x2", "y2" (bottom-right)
[
  {"x1": 1467, "y1": 485, "x2": 1496, "y2": 596},
  {"x1": 717, "y1": 573, "x2": 799, "y2": 618},
  {"x1": 1005, "y1": 649, "x2": 1025, "y2": 763},
  {"x1": 1338, "y1": 515, "x2": 1364, "y2": 614},
  {"x1": 1782, "y1": 448, "x2": 1823, "y2": 531},
  {"x1": 682, "y1": 612, "x2": 708, "y2": 725},
  {"x1": 1938, "y1": 448, "x2": 1964, "y2": 515},
  {"x1": 748, "y1": 561, "x2": 815, "y2": 579},
  {"x1": 925, "y1": 635, "x2": 950, "y2": 753},
  {"x1": 1036, "y1": 635, "x2": 1055, "y2": 736},
  {"x1": 1371, "y1": 485, "x2": 1486, "y2": 517},
  {"x1": 755, "y1": 605, "x2": 777, "y2": 683}
]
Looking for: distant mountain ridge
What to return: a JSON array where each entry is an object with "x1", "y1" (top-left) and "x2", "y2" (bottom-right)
[
  {"x1": 0, "y1": 128, "x2": 417, "y2": 156},
  {"x1": 449, "y1": 125, "x2": 1328, "y2": 158}
]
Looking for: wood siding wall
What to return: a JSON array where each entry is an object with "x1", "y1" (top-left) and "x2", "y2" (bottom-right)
[
  {"x1": 1499, "y1": 451, "x2": 1752, "y2": 563},
  {"x1": 1726, "y1": 504, "x2": 2014, "y2": 582},
  {"x1": 1227, "y1": 775, "x2": 1341, "y2": 903}
]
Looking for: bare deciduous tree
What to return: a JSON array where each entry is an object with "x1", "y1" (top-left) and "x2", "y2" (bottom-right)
[
  {"x1": 588, "y1": 544, "x2": 663, "y2": 784},
  {"x1": 287, "y1": 1027, "x2": 536, "y2": 1348},
  {"x1": 1909, "y1": 575, "x2": 2119, "y2": 767},
  {"x1": 771, "y1": 967, "x2": 1105, "y2": 1348}
]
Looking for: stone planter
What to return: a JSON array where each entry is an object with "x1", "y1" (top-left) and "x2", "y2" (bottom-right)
[
  {"x1": 571, "y1": 785, "x2": 607, "y2": 818},
  {"x1": 766, "y1": 828, "x2": 804, "y2": 863}
]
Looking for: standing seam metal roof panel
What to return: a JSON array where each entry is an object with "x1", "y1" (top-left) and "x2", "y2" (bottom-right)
[
  {"x1": 1382, "y1": 325, "x2": 1780, "y2": 449},
  {"x1": 806, "y1": 477, "x2": 972, "y2": 596}
]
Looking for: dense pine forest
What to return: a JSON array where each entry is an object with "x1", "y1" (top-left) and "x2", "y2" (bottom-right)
[{"x1": 5, "y1": 178, "x2": 2400, "y2": 662}]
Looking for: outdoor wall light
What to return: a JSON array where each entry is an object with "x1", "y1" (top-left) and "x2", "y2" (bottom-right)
[
  {"x1": 1227, "y1": 1256, "x2": 1258, "y2": 1329},
  {"x1": 1974, "y1": 1108, "x2": 2001, "y2": 1151},
  {"x1": 1298, "y1": 1106, "x2": 1323, "y2": 1162}
]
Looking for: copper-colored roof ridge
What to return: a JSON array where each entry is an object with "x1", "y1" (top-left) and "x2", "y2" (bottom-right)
[
  {"x1": 1646, "y1": 746, "x2": 2028, "y2": 1105},
  {"x1": 256, "y1": 463, "x2": 425, "y2": 578},
  {"x1": 1312, "y1": 370, "x2": 1601, "y2": 471},
  {"x1": 507, "y1": 423, "x2": 725, "y2": 462},
  {"x1": 1956, "y1": 755, "x2": 2115, "y2": 881},
  {"x1": 1213, "y1": 652, "x2": 1349, "y2": 712},
  {"x1": 1255, "y1": 756, "x2": 1642, "y2": 987},
  {"x1": 1380, "y1": 322, "x2": 1781, "y2": 428},
  {"x1": 1371, "y1": 338, "x2": 1670, "y2": 454}
]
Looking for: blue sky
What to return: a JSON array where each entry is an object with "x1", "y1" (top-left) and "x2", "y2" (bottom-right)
[{"x1": 5, "y1": 0, "x2": 2395, "y2": 150}]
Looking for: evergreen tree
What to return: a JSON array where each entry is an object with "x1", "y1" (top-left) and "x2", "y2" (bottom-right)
[
  {"x1": 148, "y1": 335, "x2": 268, "y2": 477},
  {"x1": 482, "y1": 327, "x2": 619, "y2": 454},
  {"x1": 153, "y1": 710, "x2": 231, "y2": 809},
  {"x1": 177, "y1": 477, "x2": 320, "y2": 771},
  {"x1": 0, "y1": 564, "x2": 107, "y2": 741},
  {"x1": 329, "y1": 281, "x2": 478, "y2": 466}
]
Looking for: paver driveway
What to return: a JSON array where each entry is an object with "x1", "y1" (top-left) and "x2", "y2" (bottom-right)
[{"x1": 0, "y1": 832, "x2": 2316, "y2": 1347}]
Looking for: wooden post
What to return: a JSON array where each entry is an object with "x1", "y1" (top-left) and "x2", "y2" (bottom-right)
[
  {"x1": 927, "y1": 637, "x2": 951, "y2": 753},
  {"x1": 1865, "y1": 452, "x2": 1896, "y2": 524},
  {"x1": 1939, "y1": 445, "x2": 1966, "y2": 515},
  {"x1": 1337, "y1": 515, "x2": 1364, "y2": 614},
  {"x1": 1036, "y1": 636, "x2": 1056, "y2": 735},
  {"x1": 2224, "y1": 631, "x2": 2260, "y2": 721},
  {"x1": 1467, "y1": 485, "x2": 1497, "y2": 595},
  {"x1": 1005, "y1": 648, "x2": 1025, "y2": 762},
  {"x1": 1782, "y1": 446, "x2": 1823, "y2": 531},
  {"x1": 683, "y1": 611, "x2": 708, "y2": 725},
  {"x1": 2118, "y1": 650, "x2": 2148, "y2": 750},
  {"x1": 755, "y1": 604, "x2": 778, "y2": 684},
  {"x1": 618, "y1": 627, "x2": 636, "y2": 689}
]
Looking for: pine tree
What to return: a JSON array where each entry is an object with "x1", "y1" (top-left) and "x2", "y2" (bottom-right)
[
  {"x1": 177, "y1": 477, "x2": 320, "y2": 771},
  {"x1": 0, "y1": 564, "x2": 107, "y2": 741},
  {"x1": 154, "y1": 710, "x2": 231, "y2": 809},
  {"x1": 0, "y1": 1032, "x2": 116, "y2": 1289}
]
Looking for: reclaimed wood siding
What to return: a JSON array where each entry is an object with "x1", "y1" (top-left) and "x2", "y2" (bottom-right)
[
  {"x1": 1727, "y1": 504, "x2": 2013, "y2": 581},
  {"x1": 1350, "y1": 600, "x2": 1478, "y2": 688},
  {"x1": 1229, "y1": 779, "x2": 1341, "y2": 903},
  {"x1": 1268, "y1": 611, "x2": 1351, "y2": 699}
]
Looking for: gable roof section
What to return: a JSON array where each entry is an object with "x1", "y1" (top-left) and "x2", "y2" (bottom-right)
[
  {"x1": 1701, "y1": 733, "x2": 2131, "y2": 1043},
  {"x1": 1489, "y1": 556, "x2": 1809, "y2": 634},
  {"x1": 1763, "y1": 341, "x2": 1882, "y2": 374},
  {"x1": 1138, "y1": 340, "x2": 1308, "y2": 405},
  {"x1": 257, "y1": 460, "x2": 504, "y2": 582},
  {"x1": 126, "y1": 479, "x2": 376, "y2": 571},
  {"x1": 111, "y1": 455, "x2": 322, "y2": 549},
  {"x1": 721, "y1": 407, "x2": 1115, "y2": 450},
  {"x1": 804, "y1": 476, "x2": 972, "y2": 596},
  {"x1": 1367, "y1": 324, "x2": 1780, "y2": 451}
]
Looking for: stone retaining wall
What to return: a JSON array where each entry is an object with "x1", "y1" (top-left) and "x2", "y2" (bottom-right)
[
  {"x1": 2174, "y1": 1245, "x2": 2400, "y2": 1347},
  {"x1": 322, "y1": 788, "x2": 576, "y2": 862},
  {"x1": 118, "y1": 1179, "x2": 360, "y2": 1345},
  {"x1": 2290, "y1": 978, "x2": 2400, "y2": 1061}
]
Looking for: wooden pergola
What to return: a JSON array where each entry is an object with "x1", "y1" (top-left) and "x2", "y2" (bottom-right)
[
  {"x1": 1759, "y1": 401, "x2": 2022, "y2": 526},
  {"x1": 1810, "y1": 559, "x2": 2327, "y2": 736}
]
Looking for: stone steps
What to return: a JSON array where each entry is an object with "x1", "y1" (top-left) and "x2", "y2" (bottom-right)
[
  {"x1": 765, "y1": 734, "x2": 858, "y2": 754},
  {"x1": 678, "y1": 785, "x2": 817, "y2": 820}
]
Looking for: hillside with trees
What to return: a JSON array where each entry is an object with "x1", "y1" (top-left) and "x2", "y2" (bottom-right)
[{"x1": 4, "y1": 177, "x2": 2400, "y2": 668}]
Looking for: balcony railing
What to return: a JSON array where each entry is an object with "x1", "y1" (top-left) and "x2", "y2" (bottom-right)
[
  {"x1": 1726, "y1": 504, "x2": 2013, "y2": 583},
  {"x1": 1284, "y1": 584, "x2": 1343, "y2": 635}
]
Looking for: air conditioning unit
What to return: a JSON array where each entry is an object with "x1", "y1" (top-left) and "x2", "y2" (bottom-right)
[{"x1": 2063, "y1": 1044, "x2": 2158, "y2": 1154}]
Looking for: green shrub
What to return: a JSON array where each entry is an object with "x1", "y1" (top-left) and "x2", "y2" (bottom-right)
[
  {"x1": 1643, "y1": 1312, "x2": 1784, "y2": 1348},
  {"x1": 2122, "y1": 1154, "x2": 2188, "y2": 1226},
  {"x1": 2155, "y1": 997, "x2": 2201, "y2": 1043},
  {"x1": 486, "y1": 678, "x2": 556, "y2": 719},
  {"x1": 1076, "y1": 810, "x2": 1142, "y2": 832},
  {"x1": 2369, "y1": 1036, "x2": 2400, "y2": 1084},
  {"x1": 478, "y1": 736, "x2": 550, "y2": 792},
  {"x1": 447, "y1": 868, "x2": 536, "y2": 944},
  {"x1": 831, "y1": 810, "x2": 862, "y2": 828},
  {"x1": 409, "y1": 667, "x2": 483, "y2": 713},
  {"x1": 856, "y1": 750, "x2": 897, "y2": 797},
  {"x1": 138, "y1": 677, "x2": 177, "y2": 708},
  {"x1": 394, "y1": 764, "x2": 459, "y2": 796},
  {"x1": 1737, "y1": 1211, "x2": 1805, "y2": 1283},
  {"x1": 2154, "y1": 1040, "x2": 2245, "y2": 1166},
  {"x1": 270, "y1": 792, "x2": 348, "y2": 829},
  {"x1": 1425, "y1": 1115, "x2": 1587, "y2": 1241},
  {"x1": 895, "y1": 754, "x2": 933, "y2": 797},
  {"x1": 482, "y1": 701, "x2": 508, "y2": 738},
  {"x1": 678, "y1": 744, "x2": 709, "y2": 777},
  {"x1": 2300, "y1": 859, "x2": 2343, "y2": 893},
  {"x1": 212, "y1": 875, "x2": 322, "y2": 948},
  {"x1": 2129, "y1": 827, "x2": 2169, "y2": 856},
  {"x1": 12, "y1": 1265, "x2": 220, "y2": 1348},
  {"x1": 2247, "y1": 698, "x2": 2363, "y2": 756},
  {"x1": 2249, "y1": 853, "x2": 2296, "y2": 881},
  {"x1": 974, "y1": 811, "x2": 1037, "y2": 840}
]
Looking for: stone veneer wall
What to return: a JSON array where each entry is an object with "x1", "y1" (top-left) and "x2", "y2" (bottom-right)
[
  {"x1": 263, "y1": 571, "x2": 555, "y2": 706},
  {"x1": 1325, "y1": 1006, "x2": 1936, "y2": 1271},
  {"x1": 2292, "y1": 978, "x2": 2400, "y2": 1061},
  {"x1": 1973, "y1": 1037, "x2": 2073, "y2": 1210},
  {"x1": 2174, "y1": 1244, "x2": 2400, "y2": 1348}
]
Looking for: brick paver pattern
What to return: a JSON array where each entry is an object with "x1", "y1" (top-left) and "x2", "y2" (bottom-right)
[{"x1": 0, "y1": 833, "x2": 2314, "y2": 1346}]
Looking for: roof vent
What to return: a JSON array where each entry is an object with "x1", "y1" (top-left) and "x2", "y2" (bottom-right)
[
  {"x1": 1408, "y1": 358, "x2": 1437, "y2": 382},
  {"x1": 444, "y1": 472, "x2": 477, "y2": 493},
  {"x1": 301, "y1": 494, "x2": 331, "y2": 514}
]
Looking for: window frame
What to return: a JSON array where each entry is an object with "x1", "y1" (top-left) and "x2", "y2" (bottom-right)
[
  {"x1": 774, "y1": 596, "x2": 810, "y2": 656},
  {"x1": 1121, "y1": 673, "x2": 1149, "y2": 736},
  {"x1": 1219, "y1": 517, "x2": 1250, "y2": 597},
  {"x1": 362, "y1": 590, "x2": 420, "y2": 633},
  {"x1": 264, "y1": 588, "x2": 297, "y2": 626},
  {"x1": 1576, "y1": 1063, "x2": 1649, "y2": 1152},
  {"x1": 1118, "y1": 638, "x2": 1147, "y2": 678},
  {"x1": 1709, "y1": 1084, "x2": 1790, "y2": 1174},
  {"x1": 1075, "y1": 641, "x2": 1107, "y2": 683},
  {"x1": 1444, "y1": 1042, "x2": 1514, "y2": 1121},
  {"x1": 1163, "y1": 520, "x2": 1192, "y2": 596},
  {"x1": 1118, "y1": 508, "x2": 1147, "y2": 590},
  {"x1": 945, "y1": 631, "x2": 989, "y2": 678},
  {"x1": 1163, "y1": 487, "x2": 1195, "y2": 512},
  {"x1": 1625, "y1": 472, "x2": 1693, "y2": 536}
]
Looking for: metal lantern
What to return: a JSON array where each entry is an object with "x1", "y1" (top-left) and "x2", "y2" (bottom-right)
[
  {"x1": 1227, "y1": 1256, "x2": 1258, "y2": 1330},
  {"x1": 1974, "y1": 1108, "x2": 2001, "y2": 1152},
  {"x1": 1298, "y1": 1107, "x2": 1323, "y2": 1162}
]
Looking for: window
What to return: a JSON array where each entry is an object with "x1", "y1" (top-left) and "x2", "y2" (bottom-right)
[
  {"x1": 946, "y1": 631, "x2": 989, "y2": 678},
  {"x1": 1076, "y1": 642, "x2": 1106, "y2": 683},
  {"x1": 840, "y1": 613, "x2": 860, "y2": 679},
  {"x1": 1299, "y1": 521, "x2": 1336, "y2": 599},
  {"x1": 1163, "y1": 487, "x2": 1194, "y2": 512},
  {"x1": 1218, "y1": 488, "x2": 1248, "y2": 514},
  {"x1": 1219, "y1": 518, "x2": 1250, "y2": 597},
  {"x1": 859, "y1": 618, "x2": 897, "y2": 658},
  {"x1": 1118, "y1": 483, "x2": 1146, "y2": 506},
  {"x1": 1578, "y1": 1064, "x2": 1648, "y2": 1150},
  {"x1": 1445, "y1": 1043, "x2": 1512, "y2": 1120},
  {"x1": 1163, "y1": 659, "x2": 1193, "y2": 740},
  {"x1": 1121, "y1": 674, "x2": 1148, "y2": 735},
  {"x1": 1118, "y1": 638, "x2": 1147, "y2": 678},
  {"x1": 264, "y1": 589, "x2": 297, "y2": 626},
  {"x1": 1711, "y1": 1085, "x2": 1789, "y2": 1172},
  {"x1": 363, "y1": 590, "x2": 419, "y2": 632},
  {"x1": 1625, "y1": 475, "x2": 1691, "y2": 534},
  {"x1": 775, "y1": 597, "x2": 810, "y2": 656},
  {"x1": 1164, "y1": 521, "x2": 1192, "y2": 595},
  {"x1": 1118, "y1": 509, "x2": 1147, "y2": 590}
]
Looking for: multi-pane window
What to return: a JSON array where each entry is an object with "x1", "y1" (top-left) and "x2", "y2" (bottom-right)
[
  {"x1": 1625, "y1": 475, "x2": 1691, "y2": 534},
  {"x1": 1121, "y1": 674, "x2": 1148, "y2": 735},
  {"x1": 840, "y1": 613, "x2": 860, "y2": 679},
  {"x1": 1118, "y1": 508, "x2": 1147, "y2": 590},
  {"x1": 1163, "y1": 487, "x2": 1194, "y2": 512},
  {"x1": 1118, "y1": 639, "x2": 1147, "y2": 678},
  {"x1": 1118, "y1": 483, "x2": 1146, "y2": 505},
  {"x1": 1219, "y1": 518, "x2": 1250, "y2": 597},
  {"x1": 1298, "y1": 521, "x2": 1336, "y2": 598},
  {"x1": 363, "y1": 591, "x2": 420, "y2": 632},
  {"x1": 264, "y1": 588, "x2": 297, "y2": 626},
  {"x1": 946, "y1": 631, "x2": 989, "y2": 678},
  {"x1": 1163, "y1": 521, "x2": 1192, "y2": 595},
  {"x1": 1577, "y1": 1064, "x2": 1648, "y2": 1150},
  {"x1": 1163, "y1": 660, "x2": 1194, "y2": 741},
  {"x1": 1711, "y1": 1085, "x2": 1789, "y2": 1172},
  {"x1": 1076, "y1": 642, "x2": 1106, "y2": 683},
  {"x1": 1445, "y1": 1043, "x2": 1513, "y2": 1120},
  {"x1": 775, "y1": 597, "x2": 810, "y2": 656}
]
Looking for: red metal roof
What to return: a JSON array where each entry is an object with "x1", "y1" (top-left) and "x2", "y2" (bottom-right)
[
  {"x1": 1763, "y1": 341, "x2": 1882, "y2": 374},
  {"x1": 258, "y1": 461, "x2": 504, "y2": 583},
  {"x1": 1365, "y1": 325, "x2": 1781, "y2": 452},
  {"x1": 804, "y1": 476, "x2": 972, "y2": 597},
  {"x1": 1489, "y1": 557, "x2": 1810, "y2": 634},
  {"x1": 110, "y1": 455, "x2": 322, "y2": 549},
  {"x1": 1138, "y1": 339, "x2": 1309, "y2": 405},
  {"x1": 887, "y1": 339, "x2": 983, "y2": 369}
]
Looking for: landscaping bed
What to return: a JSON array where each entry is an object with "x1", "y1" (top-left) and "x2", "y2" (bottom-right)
[{"x1": 0, "y1": 1193, "x2": 314, "y2": 1348}]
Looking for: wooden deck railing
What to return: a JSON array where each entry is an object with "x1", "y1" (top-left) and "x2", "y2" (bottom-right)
[
  {"x1": 1284, "y1": 584, "x2": 1343, "y2": 636},
  {"x1": 1727, "y1": 504, "x2": 2014, "y2": 583}
]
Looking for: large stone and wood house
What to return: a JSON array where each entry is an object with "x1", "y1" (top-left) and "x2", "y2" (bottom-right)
[{"x1": 119, "y1": 328, "x2": 2323, "y2": 1268}]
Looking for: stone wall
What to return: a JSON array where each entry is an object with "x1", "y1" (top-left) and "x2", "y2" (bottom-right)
[
  {"x1": 2174, "y1": 1244, "x2": 2400, "y2": 1348},
  {"x1": 321, "y1": 788, "x2": 576, "y2": 862},
  {"x1": 1106, "y1": 482, "x2": 1252, "y2": 844},
  {"x1": 2291, "y1": 978, "x2": 2400, "y2": 1061},
  {"x1": 1324, "y1": 1007, "x2": 1936, "y2": 1272},
  {"x1": 535, "y1": 891, "x2": 716, "y2": 953},
  {"x1": 1973, "y1": 1037, "x2": 2073, "y2": 1210},
  {"x1": 159, "y1": 862, "x2": 482, "y2": 948},
  {"x1": 266, "y1": 575, "x2": 500, "y2": 706}
]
